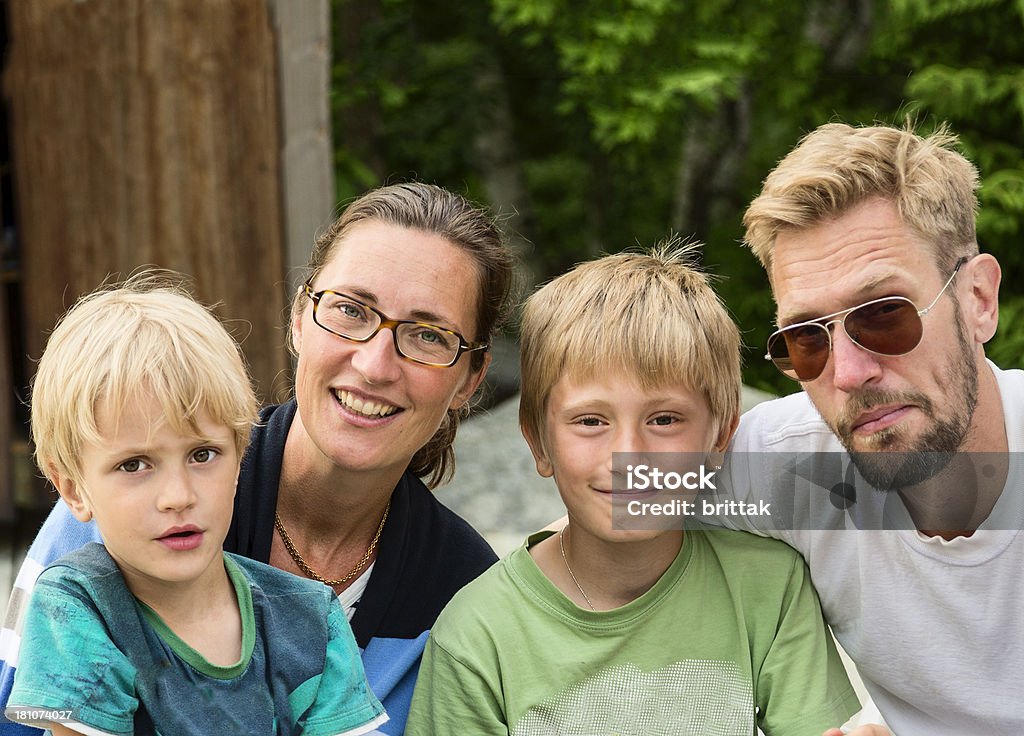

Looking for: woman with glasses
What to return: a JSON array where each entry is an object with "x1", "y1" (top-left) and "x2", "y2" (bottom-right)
[{"x1": 0, "y1": 182, "x2": 515, "y2": 736}]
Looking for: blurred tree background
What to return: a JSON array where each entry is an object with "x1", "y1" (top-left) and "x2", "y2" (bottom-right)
[{"x1": 328, "y1": 0, "x2": 1024, "y2": 396}]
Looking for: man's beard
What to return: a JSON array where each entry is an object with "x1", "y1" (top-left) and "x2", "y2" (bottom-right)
[{"x1": 829, "y1": 311, "x2": 979, "y2": 490}]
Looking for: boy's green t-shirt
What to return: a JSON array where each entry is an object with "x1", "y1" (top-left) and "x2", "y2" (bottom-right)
[{"x1": 408, "y1": 528, "x2": 859, "y2": 736}]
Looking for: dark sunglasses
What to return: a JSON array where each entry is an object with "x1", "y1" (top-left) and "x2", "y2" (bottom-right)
[{"x1": 765, "y1": 257, "x2": 968, "y2": 382}]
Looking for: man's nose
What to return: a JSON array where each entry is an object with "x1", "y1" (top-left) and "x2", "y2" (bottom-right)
[{"x1": 829, "y1": 322, "x2": 883, "y2": 392}]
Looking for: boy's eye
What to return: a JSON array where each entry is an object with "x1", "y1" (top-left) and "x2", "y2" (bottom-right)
[
  {"x1": 117, "y1": 458, "x2": 148, "y2": 473},
  {"x1": 191, "y1": 447, "x2": 220, "y2": 464},
  {"x1": 577, "y1": 416, "x2": 604, "y2": 427},
  {"x1": 651, "y1": 415, "x2": 677, "y2": 426}
]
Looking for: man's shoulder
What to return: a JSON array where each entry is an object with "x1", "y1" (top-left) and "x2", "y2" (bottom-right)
[
  {"x1": 993, "y1": 362, "x2": 1024, "y2": 404},
  {"x1": 734, "y1": 391, "x2": 841, "y2": 452}
]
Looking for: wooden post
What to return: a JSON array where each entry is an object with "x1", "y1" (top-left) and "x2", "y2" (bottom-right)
[
  {"x1": 268, "y1": 0, "x2": 335, "y2": 286},
  {"x1": 4, "y1": 0, "x2": 291, "y2": 508}
]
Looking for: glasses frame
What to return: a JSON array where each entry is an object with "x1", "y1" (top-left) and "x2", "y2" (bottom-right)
[
  {"x1": 765, "y1": 256, "x2": 969, "y2": 382},
  {"x1": 303, "y1": 281, "x2": 488, "y2": 368}
]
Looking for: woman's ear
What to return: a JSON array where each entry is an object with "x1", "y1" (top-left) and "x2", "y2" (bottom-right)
[
  {"x1": 449, "y1": 352, "x2": 492, "y2": 411},
  {"x1": 290, "y1": 299, "x2": 305, "y2": 355},
  {"x1": 49, "y1": 468, "x2": 94, "y2": 523}
]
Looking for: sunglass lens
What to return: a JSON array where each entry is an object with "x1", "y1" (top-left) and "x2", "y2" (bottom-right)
[
  {"x1": 768, "y1": 324, "x2": 830, "y2": 381},
  {"x1": 844, "y1": 298, "x2": 922, "y2": 356}
]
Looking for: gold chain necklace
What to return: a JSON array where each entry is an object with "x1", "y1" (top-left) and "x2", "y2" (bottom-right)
[
  {"x1": 274, "y1": 501, "x2": 390, "y2": 587},
  {"x1": 558, "y1": 526, "x2": 596, "y2": 611}
]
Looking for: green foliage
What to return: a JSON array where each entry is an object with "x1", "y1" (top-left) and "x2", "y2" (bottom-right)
[
  {"x1": 876, "y1": 0, "x2": 1024, "y2": 379},
  {"x1": 889, "y1": 0, "x2": 1007, "y2": 24},
  {"x1": 329, "y1": 0, "x2": 497, "y2": 204},
  {"x1": 329, "y1": 0, "x2": 1024, "y2": 396},
  {"x1": 491, "y1": 0, "x2": 771, "y2": 153},
  {"x1": 907, "y1": 67, "x2": 1024, "y2": 114}
]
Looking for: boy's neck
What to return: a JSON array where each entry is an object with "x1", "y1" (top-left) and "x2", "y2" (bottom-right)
[
  {"x1": 126, "y1": 552, "x2": 243, "y2": 667},
  {"x1": 532, "y1": 525, "x2": 684, "y2": 612}
]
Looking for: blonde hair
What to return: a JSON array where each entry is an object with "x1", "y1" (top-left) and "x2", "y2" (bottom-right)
[
  {"x1": 743, "y1": 122, "x2": 980, "y2": 275},
  {"x1": 31, "y1": 271, "x2": 259, "y2": 484},
  {"x1": 519, "y1": 242, "x2": 741, "y2": 446}
]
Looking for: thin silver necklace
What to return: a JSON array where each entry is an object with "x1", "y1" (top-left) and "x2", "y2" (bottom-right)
[{"x1": 559, "y1": 526, "x2": 596, "y2": 611}]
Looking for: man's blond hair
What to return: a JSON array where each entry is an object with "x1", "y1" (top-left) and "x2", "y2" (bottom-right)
[
  {"x1": 519, "y1": 242, "x2": 741, "y2": 446},
  {"x1": 31, "y1": 271, "x2": 259, "y2": 483},
  {"x1": 743, "y1": 122, "x2": 980, "y2": 276}
]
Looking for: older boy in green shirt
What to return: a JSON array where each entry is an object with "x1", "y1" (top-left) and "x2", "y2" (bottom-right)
[{"x1": 407, "y1": 245, "x2": 861, "y2": 735}]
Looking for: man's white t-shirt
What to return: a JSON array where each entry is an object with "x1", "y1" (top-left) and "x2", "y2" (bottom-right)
[{"x1": 720, "y1": 361, "x2": 1024, "y2": 735}]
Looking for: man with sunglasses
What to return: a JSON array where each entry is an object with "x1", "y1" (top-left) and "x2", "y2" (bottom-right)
[{"x1": 716, "y1": 122, "x2": 1022, "y2": 735}]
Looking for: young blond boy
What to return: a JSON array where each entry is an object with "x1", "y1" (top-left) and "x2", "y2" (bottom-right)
[
  {"x1": 406, "y1": 246, "x2": 861, "y2": 735},
  {"x1": 5, "y1": 274, "x2": 387, "y2": 736}
]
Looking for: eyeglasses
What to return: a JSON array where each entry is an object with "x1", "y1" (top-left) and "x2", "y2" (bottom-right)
[
  {"x1": 304, "y1": 281, "x2": 488, "y2": 367},
  {"x1": 765, "y1": 257, "x2": 968, "y2": 382}
]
